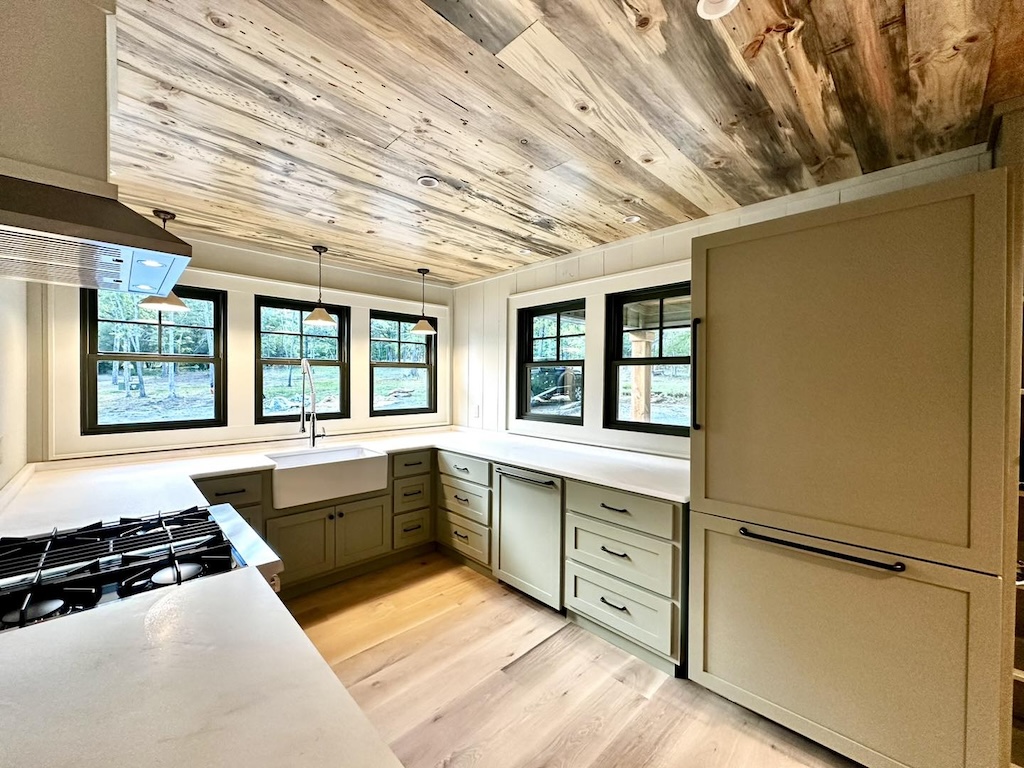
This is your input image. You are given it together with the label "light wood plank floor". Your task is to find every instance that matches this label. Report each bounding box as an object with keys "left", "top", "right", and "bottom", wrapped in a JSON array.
[{"left": 286, "top": 553, "right": 861, "bottom": 768}]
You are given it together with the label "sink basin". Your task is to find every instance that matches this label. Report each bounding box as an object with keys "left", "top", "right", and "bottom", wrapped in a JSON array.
[{"left": 268, "top": 445, "right": 388, "bottom": 509}]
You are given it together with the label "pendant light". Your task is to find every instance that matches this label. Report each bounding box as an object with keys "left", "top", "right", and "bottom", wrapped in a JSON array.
[
  {"left": 139, "top": 210, "right": 189, "bottom": 312},
  {"left": 410, "top": 267, "right": 436, "bottom": 335},
  {"left": 303, "top": 245, "right": 337, "bottom": 327}
]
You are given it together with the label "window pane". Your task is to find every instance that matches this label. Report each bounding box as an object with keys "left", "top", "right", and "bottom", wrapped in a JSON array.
[
  {"left": 559, "top": 309, "right": 585, "bottom": 336},
  {"left": 371, "top": 318, "right": 399, "bottom": 340},
  {"left": 662, "top": 327, "right": 691, "bottom": 358},
  {"left": 400, "top": 321, "right": 422, "bottom": 342},
  {"left": 533, "top": 338, "right": 557, "bottom": 361},
  {"left": 162, "top": 327, "right": 214, "bottom": 356},
  {"left": 532, "top": 313, "right": 557, "bottom": 339},
  {"left": 615, "top": 364, "right": 690, "bottom": 427},
  {"left": 304, "top": 335, "right": 338, "bottom": 361},
  {"left": 373, "top": 367, "right": 430, "bottom": 411},
  {"left": 97, "top": 291, "right": 158, "bottom": 323},
  {"left": 559, "top": 335, "right": 585, "bottom": 360},
  {"left": 261, "top": 364, "right": 341, "bottom": 417},
  {"left": 98, "top": 321, "right": 158, "bottom": 354},
  {"left": 400, "top": 343, "right": 427, "bottom": 363},
  {"left": 621, "top": 330, "right": 659, "bottom": 359},
  {"left": 371, "top": 340, "right": 399, "bottom": 363},
  {"left": 621, "top": 298, "right": 660, "bottom": 332},
  {"left": 662, "top": 295, "right": 691, "bottom": 328},
  {"left": 165, "top": 298, "right": 215, "bottom": 328},
  {"left": 260, "top": 332, "right": 300, "bottom": 359},
  {"left": 525, "top": 365, "right": 582, "bottom": 420},
  {"left": 260, "top": 306, "right": 300, "bottom": 333},
  {"left": 95, "top": 361, "right": 216, "bottom": 425},
  {"left": 303, "top": 316, "right": 339, "bottom": 337}
]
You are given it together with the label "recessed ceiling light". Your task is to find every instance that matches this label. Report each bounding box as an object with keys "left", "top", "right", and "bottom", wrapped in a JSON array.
[
  {"left": 138, "top": 259, "right": 165, "bottom": 268},
  {"left": 696, "top": 0, "right": 739, "bottom": 19},
  {"left": 623, "top": 215, "right": 642, "bottom": 224},
  {"left": 417, "top": 175, "right": 440, "bottom": 188},
  {"left": 133, "top": 284, "right": 155, "bottom": 291},
  {"left": 518, "top": 248, "right": 533, "bottom": 255}
]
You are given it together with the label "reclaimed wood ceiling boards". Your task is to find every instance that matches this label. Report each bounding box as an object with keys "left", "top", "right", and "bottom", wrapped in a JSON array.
[{"left": 110, "top": 0, "right": 1023, "bottom": 284}]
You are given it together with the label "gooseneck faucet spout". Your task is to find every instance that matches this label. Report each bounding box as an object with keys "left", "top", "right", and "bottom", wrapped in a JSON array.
[{"left": 299, "top": 358, "right": 325, "bottom": 448}]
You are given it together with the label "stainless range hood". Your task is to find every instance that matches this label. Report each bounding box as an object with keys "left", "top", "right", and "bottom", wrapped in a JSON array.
[{"left": 0, "top": 174, "right": 191, "bottom": 295}]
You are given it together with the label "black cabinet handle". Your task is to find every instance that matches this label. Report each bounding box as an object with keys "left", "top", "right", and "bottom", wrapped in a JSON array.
[
  {"left": 404, "top": 461, "right": 423, "bottom": 467},
  {"left": 327, "top": 513, "right": 335, "bottom": 520},
  {"left": 600, "top": 545, "right": 629, "bottom": 559},
  {"left": 600, "top": 502, "right": 629, "bottom": 514},
  {"left": 337, "top": 511, "right": 344, "bottom": 519},
  {"left": 453, "top": 530, "right": 469, "bottom": 540},
  {"left": 454, "top": 495, "right": 470, "bottom": 503},
  {"left": 600, "top": 596, "right": 629, "bottom": 613},
  {"left": 496, "top": 469, "right": 557, "bottom": 489},
  {"left": 738, "top": 527, "right": 906, "bottom": 573},
  {"left": 403, "top": 490, "right": 422, "bottom": 497},
  {"left": 214, "top": 489, "right": 246, "bottom": 497},
  {"left": 403, "top": 524, "right": 423, "bottom": 533},
  {"left": 691, "top": 317, "right": 701, "bottom": 431},
  {"left": 454, "top": 465, "right": 470, "bottom": 472}
]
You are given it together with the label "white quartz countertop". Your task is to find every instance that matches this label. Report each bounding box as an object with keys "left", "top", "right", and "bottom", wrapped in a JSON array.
[
  {"left": 0, "top": 429, "right": 689, "bottom": 536},
  {"left": 0, "top": 566, "right": 404, "bottom": 768}
]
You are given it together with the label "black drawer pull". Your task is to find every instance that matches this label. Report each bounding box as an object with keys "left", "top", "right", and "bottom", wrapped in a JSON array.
[
  {"left": 404, "top": 461, "right": 423, "bottom": 467},
  {"left": 738, "top": 527, "right": 906, "bottom": 573},
  {"left": 496, "top": 468, "right": 557, "bottom": 488},
  {"left": 600, "top": 502, "right": 629, "bottom": 514},
  {"left": 454, "top": 494, "right": 470, "bottom": 503},
  {"left": 327, "top": 513, "right": 335, "bottom": 520},
  {"left": 403, "top": 490, "right": 422, "bottom": 497},
  {"left": 403, "top": 524, "right": 423, "bottom": 533},
  {"left": 600, "top": 596, "right": 629, "bottom": 613},
  {"left": 453, "top": 530, "right": 469, "bottom": 540},
  {"left": 214, "top": 489, "right": 246, "bottom": 497},
  {"left": 454, "top": 465, "right": 470, "bottom": 472},
  {"left": 691, "top": 317, "right": 701, "bottom": 431},
  {"left": 600, "top": 545, "right": 629, "bottom": 559}
]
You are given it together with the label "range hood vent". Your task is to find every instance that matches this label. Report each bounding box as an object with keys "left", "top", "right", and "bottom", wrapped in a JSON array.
[{"left": 0, "top": 174, "right": 191, "bottom": 295}]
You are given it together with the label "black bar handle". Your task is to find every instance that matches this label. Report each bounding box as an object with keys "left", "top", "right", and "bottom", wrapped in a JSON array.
[
  {"left": 214, "top": 489, "right": 246, "bottom": 497},
  {"left": 600, "top": 502, "right": 629, "bottom": 514},
  {"left": 600, "top": 596, "right": 629, "bottom": 612},
  {"left": 453, "top": 530, "right": 469, "bottom": 540},
  {"left": 403, "top": 490, "right": 421, "bottom": 497},
  {"left": 600, "top": 545, "right": 629, "bottom": 559},
  {"left": 454, "top": 495, "right": 470, "bottom": 503},
  {"left": 691, "top": 317, "right": 701, "bottom": 431},
  {"left": 404, "top": 461, "right": 423, "bottom": 467},
  {"left": 454, "top": 465, "right": 470, "bottom": 472},
  {"left": 496, "top": 469, "right": 558, "bottom": 489},
  {"left": 738, "top": 527, "right": 906, "bottom": 573},
  {"left": 403, "top": 524, "right": 423, "bottom": 533}
]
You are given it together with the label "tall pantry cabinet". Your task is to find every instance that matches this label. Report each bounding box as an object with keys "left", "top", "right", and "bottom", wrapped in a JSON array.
[{"left": 687, "top": 169, "right": 1022, "bottom": 768}]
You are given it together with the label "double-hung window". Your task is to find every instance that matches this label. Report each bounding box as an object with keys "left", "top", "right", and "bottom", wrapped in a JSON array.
[
  {"left": 80, "top": 287, "right": 227, "bottom": 434},
  {"left": 516, "top": 300, "right": 585, "bottom": 425},
  {"left": 255, "top": 297, "right": 350, "bottom": 423},
  {"left": 605, "top": 283, "right": 692, "bottom": 436},
  {"left": 369, "top": 311, "right": 437, "bottom": 416}
]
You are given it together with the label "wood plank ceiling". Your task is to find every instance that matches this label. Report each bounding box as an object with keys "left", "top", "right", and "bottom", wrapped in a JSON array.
[{"left": 109, "top": 0, "right": 1023, "bottom": 284}]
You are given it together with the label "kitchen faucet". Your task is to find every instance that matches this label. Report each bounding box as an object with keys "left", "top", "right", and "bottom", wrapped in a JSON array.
[{"left": 299, "top": 358, "right": 326, "bottom": 448}]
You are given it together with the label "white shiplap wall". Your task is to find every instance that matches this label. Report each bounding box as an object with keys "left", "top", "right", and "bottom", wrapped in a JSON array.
[{"left": 453, "top": 145, "right": 993, "bottom": 453}]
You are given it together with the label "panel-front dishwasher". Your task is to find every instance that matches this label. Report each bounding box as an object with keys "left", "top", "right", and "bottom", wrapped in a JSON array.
[{"left": 493, "top": 464, "right": 563, "bottom": 610}]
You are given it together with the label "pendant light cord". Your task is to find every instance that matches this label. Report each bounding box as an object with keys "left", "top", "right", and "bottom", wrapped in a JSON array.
[{"left": 319, "top": 251, "right": 324, "bottom": 304}]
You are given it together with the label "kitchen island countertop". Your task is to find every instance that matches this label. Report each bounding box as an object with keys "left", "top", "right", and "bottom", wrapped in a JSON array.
[{"left": 0, "top": 565, "right": 405, "bottom": 768}]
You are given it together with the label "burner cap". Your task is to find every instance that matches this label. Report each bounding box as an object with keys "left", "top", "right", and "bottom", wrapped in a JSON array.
[
  {"left": 151, "top": 562, "right": 203, "bottom": 585},
  {"left": 2, "top": 597, "right": 66, "bottom": 625}
]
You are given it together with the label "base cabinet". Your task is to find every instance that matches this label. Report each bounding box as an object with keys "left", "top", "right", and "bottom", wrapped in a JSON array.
[
  {"left": 688, "top": 511, "right": 1002, "bottom": 768},
  {"left": 267, "top": 495, "right": 392, "bottom": 586}
]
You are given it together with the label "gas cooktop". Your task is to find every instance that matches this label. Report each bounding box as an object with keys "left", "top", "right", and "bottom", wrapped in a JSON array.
[{"left": 0, "top": 507, "right": 237, "bottom": 632}]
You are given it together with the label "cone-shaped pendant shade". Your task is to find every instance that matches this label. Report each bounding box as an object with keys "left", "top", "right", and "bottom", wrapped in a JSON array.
[
  {"left": 303, "top": 306, "right": 337, "bottom": 327},
  {"left": 410, "top": 317, "right": 436, "bottom": 335},
  {"left": 139, "top": 290, "right": 189, "bottom": 313}
]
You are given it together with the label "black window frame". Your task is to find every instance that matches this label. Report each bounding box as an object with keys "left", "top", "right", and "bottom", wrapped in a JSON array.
[
  {"left": 369, "top": 309, "right": 438, "bottom": 417},
  {"left": 604, "top": 282, "right": 692, "bottom": 437},
  {"left": 516, "top": 299, "right": 586, "bottom": 426},
  {"left": 254, "top": 295, "right": 351, "bottom": 424},
  {"left": 80, "top": 286, "right": 228, "bottom": 435}
]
